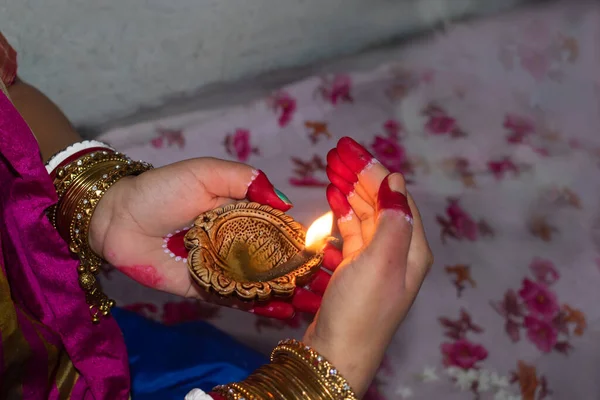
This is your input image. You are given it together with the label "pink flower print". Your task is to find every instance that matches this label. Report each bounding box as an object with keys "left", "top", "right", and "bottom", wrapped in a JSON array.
[
  {"left": 427, "top": 115, "right": 457, "bottom": 135},
  {"left": 151, "top": 136, "right": 164, "bottom": 148},
  {"left": 383, "top": 119, "right": 402, "bottom": 139},
  {"left": 320, "top": 74, "right": 353, "bottom": 105},
  {"left": 224, "top": 129, "right": 259, "bottom": 162},
  {"left": 529, "top": 258, "right": 560, "bottom": 285},
  {"left": 503, "top": 114, "right": 535, "bottom": 144},
  {"left": 437, "top": 199, "right": 493, "bottom": 243},
  {"left": 371, "top": 135, "right": 409, "bottom": 174},
  {"left": 162, "top": 300, "right": 220, "bottom": 325},
  {"left": 151, "top": 128, "right": 185, "bottom": 149},
  {"left": 524, "top": 315, "right": 558, "bottom": 353},
  {"left": 272, "top": 91, "right": 297, "bottom": 127},
  {"left": 423, "top": 104, "right": 465, "bottom": 137},
  {"left": 487, "top": 157, "right": 519, "bottom": 179},
  {"left": 289, "top": 155, "right": 328, "bottom": 187},
  {"left": 518, "top": 279, "right": 560, "bottom": 319},
  {"left": 504, "top": 114, "right": 535, "bottom": 134},
  {"left": 446, "top": 200, "right": 478, "bottom": 241},
  {"left": 441, "top": 339, "right": 488, "bottom": 369}
]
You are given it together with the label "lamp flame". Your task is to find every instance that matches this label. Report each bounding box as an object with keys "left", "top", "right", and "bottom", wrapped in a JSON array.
[{"left": 305, "top": 212, "right": 333, "bottom": 251}]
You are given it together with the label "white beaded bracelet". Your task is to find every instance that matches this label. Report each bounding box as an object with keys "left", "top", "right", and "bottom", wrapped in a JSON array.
[
  {"left": 185, "top": 389, "right": 214, "bottom": 400},
  {"left": 45, "top": 140, "right": 114, "bottom": 174}
]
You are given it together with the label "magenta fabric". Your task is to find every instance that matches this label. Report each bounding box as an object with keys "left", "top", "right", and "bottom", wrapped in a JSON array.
[{"left": 0, "top": 91, "right": 130, "bottom": 398}]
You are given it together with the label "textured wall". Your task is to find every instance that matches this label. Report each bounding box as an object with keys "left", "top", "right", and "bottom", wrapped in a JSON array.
[{"left": 1, "top": 0, "right": 523, "bottom": 126}]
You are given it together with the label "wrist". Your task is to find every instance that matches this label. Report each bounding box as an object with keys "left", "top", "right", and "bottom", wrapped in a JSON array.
[
  {"left": 303, "top": 322, "right": 381, "bottom": 397},
  {"left": 89, "top": 176, "right": 132, "bottom": 258},
  {"left": 48, "top": 145, "right": 152, "bottom": 322}
]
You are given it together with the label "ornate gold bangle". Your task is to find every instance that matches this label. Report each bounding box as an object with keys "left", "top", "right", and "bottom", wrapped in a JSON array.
[
  {"left": 272, "top": 339, "right": 357, "bottom": 400},
  {"left": 49, "top": 150, "right": 152, "bottom": 323},
  {"left": 214, "top": 339, "right": 357, "bottom": 400},
  {"left": 276, "top": 354, "right": 332, "bottom": 399}
]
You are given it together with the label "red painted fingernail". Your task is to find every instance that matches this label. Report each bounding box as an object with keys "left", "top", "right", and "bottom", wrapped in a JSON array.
[
  {"left": 377, "top": 173, "right": 412, "bottom": 220},
  {"left": 292, "top": 287, "right": 322, "bottom": 314},
  {"left": 249, "top": 301, "right": 295, "bottom": 319},
  {"left": 308, "top": 270, "right": 331, "bottom": 294},
  {"left": 247, "top": 170, "right": 293, "bottom": 211},
  {"left": 326, "top": 166, "right": 354, "bottom": 196},
  {"left": 322, "top": 242, "right": 343, "bottom": 271},
  {"left": 326, "top": 185, "right": 353, "bottom": 221},
  {"left": 337, "top": 136, "right": 377, "bottom": 174},
  {"left": 327, "top": 149, "right": 358, "bottom": 183},
  {"left": 165, "top": 229, "right": 190, "bottom": 258}
]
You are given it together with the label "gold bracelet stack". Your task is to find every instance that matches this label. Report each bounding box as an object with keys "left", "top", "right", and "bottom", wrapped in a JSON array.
[
  {"left": 214, "top": 339, "right": 357, "bottom": 400},
  {"left": 48, "top": 150, "right": 152, "bottom": 323}
]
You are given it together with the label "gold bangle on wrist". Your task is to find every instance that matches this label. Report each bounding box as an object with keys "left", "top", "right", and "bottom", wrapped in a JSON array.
[
  {"left": 49, "top": 150, "right": 153, "bottom": 323},
  {"left": 273, "top": 339, "right": 357, "bottom": 399},
  {"left": 214, "top": 339, "right": 357, "bottom": 400}
]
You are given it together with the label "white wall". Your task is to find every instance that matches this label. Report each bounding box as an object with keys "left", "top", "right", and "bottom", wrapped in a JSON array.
[{"left": 0, "top": 0, "right": 524, "bottom": 126}]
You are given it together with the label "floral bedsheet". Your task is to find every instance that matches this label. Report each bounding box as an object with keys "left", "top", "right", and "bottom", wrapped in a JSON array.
[{"left": 98, "top": 1, "right": 600, "bottom": 399}]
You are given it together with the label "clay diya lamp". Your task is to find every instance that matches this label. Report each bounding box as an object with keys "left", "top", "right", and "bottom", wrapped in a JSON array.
[{"left": 184, "top": 202, "right": 333, "bottom": 301}]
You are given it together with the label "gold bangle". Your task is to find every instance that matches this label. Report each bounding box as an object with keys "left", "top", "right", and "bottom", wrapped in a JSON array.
[
  {"left": 272, "top": 339, "right": 358, "bottom": 400},
  {"left": 52, "top": 151, "right": 127, "bottom": 203},
  {"left": 50, "top": 150, "right": 152, "bottom": 322},
  {"left": 245, "top": 369, "right": 287, "bottom": 399},
  {"left": 274, "top": 357, "right": 329, "bottom": 400},
  {"left": 214, "top": 339, "right": 357, "bottom": 400}
]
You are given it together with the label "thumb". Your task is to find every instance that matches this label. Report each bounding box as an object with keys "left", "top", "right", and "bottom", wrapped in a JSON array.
[
  {"left": 192, "top": 158, "right": 293, "bottom": 211},
  {"left": 367, "top": 173, "right": 413, "bottom": 265}
]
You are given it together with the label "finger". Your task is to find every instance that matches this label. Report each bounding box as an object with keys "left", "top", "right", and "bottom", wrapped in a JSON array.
[
  {"left": 345, "top": 193, "right": 376, "bottom": 246},
  {"left": 306, "top": 269, "right": 331, "bottom": 294},
  {"left": 404, "top": 192, "right": 433, "bottom": 293},
  {"left": 336, "top": 136, "right": 378, "bottom": 176},
  {"left": 326, "top": 166, "right": 372, "bottom": 219},
  {"left": 189, "top": 158, "right": 293, "bottom": 211},
  {"left": 326, "top": 185, "right": 364, "bottom": 258},
  {"left": 376, "top": 173, "right": 411, "bottom": 219},
  {"left": 248, "top": 300, "right": 296, "bottom": 319},
  {"left": 336, "top": 137, "right": 390, "bottom": 205},
  {"left": 292, "top": 287, "right": 322, "bottom": 314},
  {"left": 322, "top": 242, "right": 343, "bottom": 271},
  {"left": 247, "top": 169, "right": 293, "bottom": 211},
  {"left": 326, "top": 148, "right": 357, "bottom": 184},
  {"left": 200, "top": 288, "right": 297, "bottom": 320},
  {"left": 326, "top": 166, "right": 354, "bottom": 196},
  {"left": 367, "top": 174, "right": 413, "bottom": 272}
]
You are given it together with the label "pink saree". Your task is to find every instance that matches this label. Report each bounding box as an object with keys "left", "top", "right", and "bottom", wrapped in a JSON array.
[{"left": 0, "top": 37, "right": 130, "bottom": 398}]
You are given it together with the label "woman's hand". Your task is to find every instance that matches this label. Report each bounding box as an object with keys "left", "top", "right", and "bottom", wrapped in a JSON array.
[
  {"left": 89, "top": 157, "right": 326, "bottom": 319},
  {"left": 303, "top": 137, "right": 433, "bottom": 396}
]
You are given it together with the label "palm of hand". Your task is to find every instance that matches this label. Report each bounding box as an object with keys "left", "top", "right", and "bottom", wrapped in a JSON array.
[
  {"left": 91, "top": 157, "right": 326, "bottom": 318},
  {"left": 303, "top": 137, "right": 432, "bottom": 395},
  {"left": 95, "top": 160, "right": 236, "bottom": 298}
]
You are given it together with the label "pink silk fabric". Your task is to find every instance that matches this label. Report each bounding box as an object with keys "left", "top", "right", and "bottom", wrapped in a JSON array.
[{"left": 0, "top": 91, "right": 130, "bottom": 398}]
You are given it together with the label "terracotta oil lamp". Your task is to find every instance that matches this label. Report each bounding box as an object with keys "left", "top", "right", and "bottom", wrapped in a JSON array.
[{"left": 184, "top": 202, "right": 333, "bottom": 301}]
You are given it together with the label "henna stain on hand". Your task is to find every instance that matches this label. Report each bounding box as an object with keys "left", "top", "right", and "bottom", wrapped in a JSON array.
[
  {"left": 326, "top": 185, "right": 353, "bottom": 222},
  {"left": 247, "top": 170, "right": 293, "bottom": 211},
  {"left": 117, "top": 265, "right": 164, "bottom": 289},
  {"left": 336, "top": 136, "right": 376, "bottom": 175}
]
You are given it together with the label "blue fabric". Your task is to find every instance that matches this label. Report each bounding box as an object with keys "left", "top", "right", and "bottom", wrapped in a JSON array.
[{"left": 113, "top": 308, "right": 267, "bottom": 400}]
